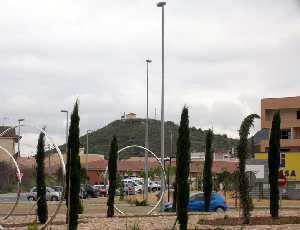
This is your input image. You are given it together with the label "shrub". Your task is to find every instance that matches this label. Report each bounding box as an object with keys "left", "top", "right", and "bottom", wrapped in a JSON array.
[
  {"left": 78, "top": 199, "right": 84, "bottom": 214},
  {"left": 27, "top": 222, "right": 38, "bottom": 230},
  {"left": 135, "top": 199, "right": 148, "bottom": 206}
]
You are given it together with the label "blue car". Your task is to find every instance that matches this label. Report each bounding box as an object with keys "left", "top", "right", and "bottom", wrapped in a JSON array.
[{"left": 164, "top": 192, "right": 227, "bottom": 212}]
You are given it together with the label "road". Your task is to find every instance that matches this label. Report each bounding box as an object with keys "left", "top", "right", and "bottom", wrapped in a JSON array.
[{"left": 0, "top": 193, "right": 27, "bottom": 203}]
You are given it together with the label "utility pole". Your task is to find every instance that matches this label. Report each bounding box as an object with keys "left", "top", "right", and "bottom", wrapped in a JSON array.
[
  {"left": 168, "top": 131, "right": 173, "bottom": 202},
  {"left": 157, "top": 1, "right": 166, "bottom": 212},
  {"left": 17, "top": 118, "right": 25, "bottom": 158},
  {"left": 86, "top": 130, "right": 92, "bottom": 186},
  {"left": 144, "top": 59, "right": 152, "bottom": 201}
]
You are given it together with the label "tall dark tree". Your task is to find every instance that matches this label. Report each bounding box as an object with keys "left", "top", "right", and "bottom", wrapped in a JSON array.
[
  {"left": 107, "top": 136, "right": 118, "bottom": 217},
  {"left": 36, "top": 131, "right": 48, "bottom": 224},
  {"left": 172, "top": 181, "right": 177, "bottom": 212},
  {"left": 67, "top": 101, "right": 81, "bottom": 230},
  {"left": 268, "top": 111, "right": 281, "bottom": 218},
  {"left": 237, "top": 114, "right": 259, "bottom": 224},
  {"left": 176, "top": 106, "right": 190, "bottom": 230},
  {"left": 203, "top": 129, "right": 214, "bottom": 212}
]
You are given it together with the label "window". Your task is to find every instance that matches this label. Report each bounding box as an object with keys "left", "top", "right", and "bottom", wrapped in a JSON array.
[
  {"left": 190, "top": 193, "right": 204, "bottom": 201},
  {"left": 295, "top": 183, "right": 300, "bottom": 190},
  {"left": 281, "top": 129, "right": 291, "bottom": 139},
  {"left": 297, "top": 111, "right": 300, "bottom": 119}
]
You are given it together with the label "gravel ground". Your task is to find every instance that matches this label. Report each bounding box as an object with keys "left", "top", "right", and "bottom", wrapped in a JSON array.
[{"left": 1, "top": 210, "right": 300, "bottom": 229}]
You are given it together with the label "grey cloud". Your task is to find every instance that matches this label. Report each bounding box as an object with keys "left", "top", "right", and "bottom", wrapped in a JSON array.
[{"left": 1, "top": 0, "right": 300, "bottom": 151}]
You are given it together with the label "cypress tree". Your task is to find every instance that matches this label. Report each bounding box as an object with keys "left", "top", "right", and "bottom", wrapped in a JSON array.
[
  {"left": 172, "top": 181, "right": 177, "bottom": 212},
  {"left": 107, "top": 136, "right": 118, "bottom": 217},
  {"left": 67, "top": 101, "right": 81, "bottom": 230},
  {"left": 237, "top": 114, "right": 259, "bottom": 224},
  {"left": 203, "top": 129, "right": 214, "bottom": 212},
  {"left": 176, "top": 106, "right": 190, "bottom": 230},
  {"left": 36, "top": 131, "right": 48, "bottom": 224},
  {"left": 268, "top": 111, "right": 281, "bottom": 218}
]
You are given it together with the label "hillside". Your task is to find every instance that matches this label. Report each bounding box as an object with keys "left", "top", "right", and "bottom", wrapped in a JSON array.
[{"left": 78, "top": 119, "right": 238, "bottom": 159}]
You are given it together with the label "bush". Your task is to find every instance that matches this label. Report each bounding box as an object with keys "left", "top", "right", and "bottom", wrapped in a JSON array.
[
  {"left": 27, "top": 222, "right": 38, "bottom": 230},
  {"left": 78, "top": 199, "right": 84, "bottom": 214},
  {"left": 135, "top": 199, "right": 148, "bottom": 206}
]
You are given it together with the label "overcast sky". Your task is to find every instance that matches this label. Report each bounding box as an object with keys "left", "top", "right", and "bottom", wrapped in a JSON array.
[{"left": 1, "top": 0, "right": 300, "bottom": 154}]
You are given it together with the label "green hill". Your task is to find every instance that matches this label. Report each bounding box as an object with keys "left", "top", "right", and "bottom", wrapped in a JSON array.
[{"left": 78, "top": 119, "right": 238, "bottom": 159}]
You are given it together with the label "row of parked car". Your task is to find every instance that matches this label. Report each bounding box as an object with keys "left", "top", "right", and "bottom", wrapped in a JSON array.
[
  {"left": 93, "top": 177, "right": 162, "bottom": 196},
  {"left": 26, "top": 186, "right": 228, "bottom": 213},
  {"left": 26, "top": 177, "right": 161, "bottom": 201}
]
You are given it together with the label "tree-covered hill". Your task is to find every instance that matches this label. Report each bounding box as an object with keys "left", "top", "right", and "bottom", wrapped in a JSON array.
[{"left": 78, "top": 119, "right": 238, "bottom": 159}]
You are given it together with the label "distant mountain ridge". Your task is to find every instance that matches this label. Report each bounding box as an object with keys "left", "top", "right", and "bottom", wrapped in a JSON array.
[{"left": 78, "top": 119, "right": 238, "bottom": 159}]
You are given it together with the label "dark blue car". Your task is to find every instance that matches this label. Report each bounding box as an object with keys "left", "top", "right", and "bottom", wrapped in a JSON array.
[{"left": 164, "top": 192, "right": 227, "bottom": 212}]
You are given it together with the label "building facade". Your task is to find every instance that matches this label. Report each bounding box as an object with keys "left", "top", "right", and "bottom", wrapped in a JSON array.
[{"left": 260, "top": 96, "right": 300, "bottom": 152}]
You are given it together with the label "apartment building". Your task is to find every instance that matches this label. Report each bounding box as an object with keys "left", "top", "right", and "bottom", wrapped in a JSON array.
[{"left": 260, "top": 96, "right": 300, "bottom": 152}]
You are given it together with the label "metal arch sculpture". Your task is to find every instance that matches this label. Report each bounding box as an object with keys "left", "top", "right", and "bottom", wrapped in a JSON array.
[
  {"left": 0, "top": 125, "right": 66, "bottom": 230},
  {"left": 105, "top": 145, "right": 166, "bottom": 215},
  {"left": 0, "top": 145, "right": 22, "bottom": 220}
]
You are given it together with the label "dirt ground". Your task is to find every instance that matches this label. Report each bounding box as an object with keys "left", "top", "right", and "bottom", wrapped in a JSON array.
[
  {"left": 1, "top": 193, "right": 300, "bottom": 229},
  {"left": 1, "top": 205, "right": 300, "bottom": 229}
]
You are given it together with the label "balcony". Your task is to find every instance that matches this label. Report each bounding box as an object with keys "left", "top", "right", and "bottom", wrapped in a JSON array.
[
  {"left": 262, "top": 120, "right": 300, "bottom": 129},
  {"left": 260, "top": 139, "right": 300, "bottom": 152}
]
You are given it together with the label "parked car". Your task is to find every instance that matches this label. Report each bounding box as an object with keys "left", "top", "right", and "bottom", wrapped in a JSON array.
[
  {"left": 164, "top": 192, "right": 227, "bottom": 212},
  {"left": 80, "top": 184, "right": 99, "bottom": 198},
  {"left": 148, "top": 181, "right": 161, "bottom": 192},
  {"left": 27, "top": 187, "right": 61, "bottom": 201},
  {"left": 52, "top": 186, "right": 63, "bottom": 193},
  {"left": 123, "top": 184, "right": 136, "bottom": 195},
  {"left": 93, "top": 184, "right": 107, "bottom": 197},
  {"left": 122, "top": 179, "right": 143, "bottom": 194}
]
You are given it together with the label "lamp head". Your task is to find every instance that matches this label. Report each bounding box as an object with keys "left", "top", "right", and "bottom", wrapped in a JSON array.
[
  {"left": 146, "top": 59, "right": 152, "bottom": 63},
  {"left": 157, "top": 2, "right": 166, "bottom": 7}
]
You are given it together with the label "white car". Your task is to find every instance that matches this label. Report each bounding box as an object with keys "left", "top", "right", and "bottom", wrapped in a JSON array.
[
  {"left": 122, "top": 179, "right": 143, "bottom": 194},
  {"left": 27, "top": 187, "right": 61, "bottom": 201},
  {"left": 148, "top": 181, "right": 161, "bottom": 192}
]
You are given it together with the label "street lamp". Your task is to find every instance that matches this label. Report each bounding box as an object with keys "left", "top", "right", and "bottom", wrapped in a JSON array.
[
  {"left": 86, "top": 129, "right": 93, "bottom": 186},
  {"left": 144, "top": 59, "right": 152, "bottom": 201},
  {"left": 157, "top": 1, "right": 166, "bottom": 212},
  {"left": 17, "top": 118, "right": 25, "bottom": 158},
  {"left": 60, "top": 110, "right": 69, "bottom": 154}
]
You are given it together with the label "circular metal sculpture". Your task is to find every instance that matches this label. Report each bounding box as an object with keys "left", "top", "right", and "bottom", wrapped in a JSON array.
[
  {"left": 0, "top": 125, "right": 66, "bottom": 229},
  {"left": 105, "top": 145, "right": 166, "bottom": 215},
  {"left": 0, "top": 145, "right": 22, "bottom": 220}
]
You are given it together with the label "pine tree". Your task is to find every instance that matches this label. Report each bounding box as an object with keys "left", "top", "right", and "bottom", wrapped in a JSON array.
[
  {"left": 107, "top": 136, "right": 118, "bottom": 217},
  {"left": 268, "top": 111, "right": 281, "bottom": 218},
  {"left": 176, "top": 106, "right": 190, "bottom": 230},
  {"left": 237, "top": 114, "right": 259, "bottom": 224},
  {"left": 36, "top": 131, "right": 48, "bottom": 224},
  {"left": 203, "top": 129, "right": 214, "bottom": 212},
  {"left": 67, "top": 101, "right": 81, "bottom": 230}
]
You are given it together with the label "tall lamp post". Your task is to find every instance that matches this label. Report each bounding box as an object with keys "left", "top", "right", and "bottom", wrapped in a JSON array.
[
  {"left": 157, "top": 1, "right": 166, "bottom": 212},
  {"left": 86, "top": 130, "right": 93, "bottom": 186},
  {"left": 60, "top": 110, "right": 69, "bottom": 154},
  {"left": 144, "top": 59, "right": 152, "bottom": 200},
  {"left": 17, "top": 118, "right": 25, "bottom": 158}
]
